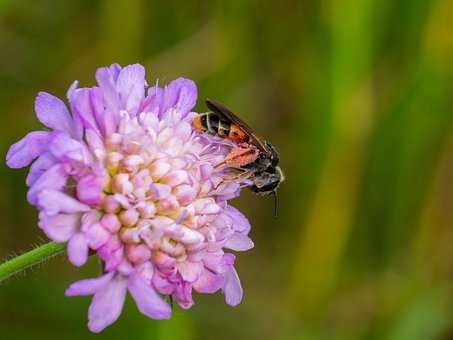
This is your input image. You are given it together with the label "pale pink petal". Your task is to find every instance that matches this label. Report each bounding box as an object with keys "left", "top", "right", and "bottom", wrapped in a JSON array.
[
  {"left": 90, "top": 87, "right": 111, "bottom": 136},
  {"left": 224, "top": 233, "right": 254, "bottom": 251},
  {"left": 88, "top": 275, "right": 128, "bottom": 333},
  {"left": 72, "top": 88, "right": 102, "bottom": 135},
  {"left": 35, "top": 92, "right": 73, "bottom": 133},
  {"left": 68, "top": 233, "right": 89, "bottom": 267},
  {"left": 38, "top": 212, "right": 80, "bottom": 242},
  {"left": 85, "top": 126, "right": 106, "bottom": 160},
  {"left": 161, "top": 78, "right": 197, "bottom": 118},
  {"left": 26, "top": 152, "right": 57, "bottom": 186},
  {"left": 193, "top": 268, "right": 225, "bottom": 293},
  {"left": 169, "top": 78, "right": 197, "bottom": 116},
  {"left": 223, "top": 267, "right": 243, "bottom": 306},
  {"left": 76, "top": 174, "right": 104, "bottom": 205},
  {"left": 225, "top": 205, "right": 251, "bottom": 234},
  {"left": 65, "top": 272, "right": 115, "bottom": 296},
  {"left": 84, "top": 222, "right": 111, "bottom": 250},
  {"left": 6, "top": 131, "right": 50, "bottom": 168},
  {"left": 49, "top": 132, "right": 86, "bottom": 162},
  {"left": 95, "top": 65, "right": 120, "bottom": 114},
  {"left": 177, "top": 261, "right": 202, "bottom": 283},
  {"left": 128, "top": 272, "right": 172, "bottom": 319},
  {"left": 27, "top": 164, "right": 68, "bottom": 204},
  {"left": 116, "top": 64, "right": 145, "bottom": 116},
  {"left": 37, "top": 190, "right": 90, "bottom": 215}
]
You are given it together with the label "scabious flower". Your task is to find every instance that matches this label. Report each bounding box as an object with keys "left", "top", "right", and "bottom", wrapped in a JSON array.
[{"left": 6, "top": 64, "right": 253, "bottom": 332}]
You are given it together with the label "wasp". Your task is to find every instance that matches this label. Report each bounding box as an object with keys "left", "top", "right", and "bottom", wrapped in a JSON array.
[{"left": 192, "top": 99, "right": 284, "bottom": 215}]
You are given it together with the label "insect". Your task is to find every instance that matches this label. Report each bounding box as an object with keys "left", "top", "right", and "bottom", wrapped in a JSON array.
[{"left": 192, "top": 99, "right": 284, "bottom": 215}]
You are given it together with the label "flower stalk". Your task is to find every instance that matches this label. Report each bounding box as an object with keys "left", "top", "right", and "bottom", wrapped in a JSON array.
[{"left": 0, "top": 241, "right": 65, "bottom": 283}]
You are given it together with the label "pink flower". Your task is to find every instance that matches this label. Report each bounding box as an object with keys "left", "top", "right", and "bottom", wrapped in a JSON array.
[{"left": 6, "top": 64, "right": 253, "bottom": 332}]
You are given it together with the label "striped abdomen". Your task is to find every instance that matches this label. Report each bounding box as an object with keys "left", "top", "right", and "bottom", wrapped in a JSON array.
[{"left": 192, "top": 112, "right": 249, "bottom": 143}]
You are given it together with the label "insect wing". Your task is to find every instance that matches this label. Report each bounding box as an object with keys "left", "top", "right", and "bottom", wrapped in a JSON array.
[{"left": 205, "top": 99, "right": 270, "bottom": 156}]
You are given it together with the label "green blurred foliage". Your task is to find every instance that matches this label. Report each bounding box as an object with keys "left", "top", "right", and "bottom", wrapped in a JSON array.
[{"left": 1, "top": 0, "right": 453, "bottom": 339}]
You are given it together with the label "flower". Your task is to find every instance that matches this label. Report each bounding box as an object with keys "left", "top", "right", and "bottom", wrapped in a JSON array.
[{"left": 6, "top": 64, "right": 254, "bottom": 332}]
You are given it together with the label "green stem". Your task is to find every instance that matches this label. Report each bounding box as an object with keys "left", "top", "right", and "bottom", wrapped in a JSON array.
[{"left": 0, "top": 242, "right": 66, "bottom": 283}]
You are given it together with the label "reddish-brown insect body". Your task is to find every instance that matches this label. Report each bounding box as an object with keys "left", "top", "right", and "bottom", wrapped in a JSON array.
[
  {"left": 224, "top": 145, "right": 260, "bottom": 168},
  {"left": 193, "top": 99, "right": 284, "bottom": 211},
  {"left": 228, "top": 125, "right": 248, "bottom": 143}
]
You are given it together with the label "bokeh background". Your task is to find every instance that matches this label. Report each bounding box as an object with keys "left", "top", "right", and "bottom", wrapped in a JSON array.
[{"left": 1, "top": 0, "right": 453, "bottom": 339}]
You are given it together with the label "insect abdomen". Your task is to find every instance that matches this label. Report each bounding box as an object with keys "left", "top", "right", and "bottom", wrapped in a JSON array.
[
  {"left": 193, "top": 112, "right": 250, "bottom": 143},
  {"left": 193, "top": 112, "right": 231, "bottom": 138}
]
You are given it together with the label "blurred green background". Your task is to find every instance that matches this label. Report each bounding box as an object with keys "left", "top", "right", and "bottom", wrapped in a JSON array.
[{"left": 1, "top": 0, "right": 453, "bottom": 339}]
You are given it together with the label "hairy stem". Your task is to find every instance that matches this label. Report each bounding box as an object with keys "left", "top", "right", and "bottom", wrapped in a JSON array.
[{"left": 0, "top": 242, "right": 65, "bottom": 283}]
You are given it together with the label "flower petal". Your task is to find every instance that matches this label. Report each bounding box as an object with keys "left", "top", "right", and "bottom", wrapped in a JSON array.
[
  {"left": 177, "top": 261, "right": 202, "bottom": 283},
  {"left": 26, "top": 152, "right": 57, "bottom": 186},
  {"left": 38, "top": 212, "right": 80, "bottom": 242},
  {"left": 128, "top": 272, "right": 172, "bottom": 320},
  {"left": 37, "top": 190, "right": 90, "bottom": 215},
  {"left": 168, "top": 78, "right": 197, "bottom": 117},
  {"left": 77, "top": 174, "right": 104, "bottom": 205},
  {"left": 161, "top": 78, "right": 197, "bottom": 118},
  {"left": 6, "top": 131, "right": 50, "bottom": 169},
  {"left": 68, "top": 232, "right": 89, "bottom": 267},
  {"left": 72, "top": 88, "right": 102, "bottom": 135},
  {"left": 27, "top": 164, "right": 68, "bottom": 205},
  {"left": 223, "top": 267, "right": 243, "bottom": 306},
  {"left": 116, "top": 64, "right": 145, "bottom": 116},
  {"left": 88, "top": 275, "right": 128, "bottom": 333},
  {"left": 66, "top": 272, "right": 115, "bottom": 296},
  {"left": 35, "top": 92, "right": 73, "bottom": 133},
  {"left": 225, "top": 205, "right": 251, "bottom": 234},
  {"left": 49, "top": 132, "right": 87, "bottom": 162},
  {"left": 193, "top": 268, "right": 225, "bottom": 293},
  {"left": 224, "top": 233, "right": 254, "bottom": 251}
]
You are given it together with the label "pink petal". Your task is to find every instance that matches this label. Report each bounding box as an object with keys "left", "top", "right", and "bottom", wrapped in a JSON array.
[
  {"left": 174, "top": 282, "right": 194, "bottom": 309},
  {"left": 67, "top": 233, "right": 89, "bottom": 267},
  {"left": 169, "top": 78, "right": 197, "bottom": 116},
  {"left": 88, "top": 275, "right": 128, "bottom": 333},
  {"left": 161, "top": 78, "right": 197, "bottom": 118},
  {"left": 224, "top": 233, "right": 254, "bottom": 251},
  {"left": 152, "top": 271, "right": 174, "bottom": 295},
  {"left": 128, "top": 272, "right": 172, "bottom": 320},
  {"left": 84, "top": 222, "right": 111, "bottom": 250},
  {"left": 35, "top": 92, "right": 73, "bottom": 133},
  {"left": 95, "top": 65, "right": 120, "bottom": 114},
  {"left": 6, "top": 131, "right": 50, "bottom": 168},
  {"left": 225, "top": 205, "right": 251, "bottom": 234},
  {"left": 90, "top": 87, "right": 111, "bottom": 136},
  {"left": 65, "top": 272, "right": 115, "bottom": 296},
  {"left": 193, "top": 268, "right": 224, "bottom": 293},
  {"left": 72, "top": 88, "right": 102, "bottom": 135},
  {"left": 26, "top": 152, "right": 57, "bottom": 186},
  {"left": 85, "top": 128, "right": 106, "bottom": 160},
  {"left": 116, "top": 64, "right": 145, "bottom": 116},
  {"left": 37, "top": 190, "right": 90, "bottom": 215},
  {"left": 223, "top": 267, "right": 243, "bottom": 306},
  {"left": 27, "top": 164, "right": 68, "bottom": 205},
  {"left": 142, "top": 84, "right": 164, "bottom": 113},
  {"left": 49, "top": 132, "right": 86, "bottom": 162},
  {"left": 177, "top": 261, "right": 202, "bottom": 283},
  {"left": 38, "top": 212, "right": 80, "bottom": 242},
  {"left": 66, "top": 80, "right": 79, "bottom": 102},
  {"left": 76, "top": 174, "right": 104, "bottom": 205}
]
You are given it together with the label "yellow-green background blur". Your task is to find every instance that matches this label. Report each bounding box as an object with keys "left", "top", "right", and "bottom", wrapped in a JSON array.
[{"left": 1, "top": 1, "right": 453, "bottom": 339}]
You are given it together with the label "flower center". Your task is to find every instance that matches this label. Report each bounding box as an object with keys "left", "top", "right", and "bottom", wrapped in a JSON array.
[{"left": 97, "top": 123, "right": 209, "bottom": 268}]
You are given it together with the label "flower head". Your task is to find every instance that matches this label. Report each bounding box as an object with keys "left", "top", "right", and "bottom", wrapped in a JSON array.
[{"left": 6, "top": 64, "right": 253, "bottom": 332}]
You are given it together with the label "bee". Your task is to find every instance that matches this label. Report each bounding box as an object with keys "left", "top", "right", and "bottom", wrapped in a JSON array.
[{"left": 192, "top": 99, "right": 284, "bottom": 215}]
